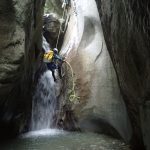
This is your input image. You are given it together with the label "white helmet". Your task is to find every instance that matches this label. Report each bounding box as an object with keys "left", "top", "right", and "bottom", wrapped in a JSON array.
[{"left": 53, "top": 48, "right": 58, "bottom": 53}]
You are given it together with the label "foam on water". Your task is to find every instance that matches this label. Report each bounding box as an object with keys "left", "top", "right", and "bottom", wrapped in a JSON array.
[{"left": 21, "top": 129, "right": 65, "bottom": 138}]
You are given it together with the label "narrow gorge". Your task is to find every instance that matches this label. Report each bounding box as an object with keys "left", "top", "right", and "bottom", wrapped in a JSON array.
[{"left": 0, "top": 0, "right": 149, "bottom": 150}]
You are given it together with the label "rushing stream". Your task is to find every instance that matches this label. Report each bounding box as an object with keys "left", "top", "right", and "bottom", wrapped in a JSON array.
[{"left": 1, "top": 130, "right": 130, "bottom": 150}]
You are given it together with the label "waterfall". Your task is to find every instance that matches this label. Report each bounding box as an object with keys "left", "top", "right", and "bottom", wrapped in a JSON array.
[{"left": 31, "top": 70, "right": 58, "bottom": 131}]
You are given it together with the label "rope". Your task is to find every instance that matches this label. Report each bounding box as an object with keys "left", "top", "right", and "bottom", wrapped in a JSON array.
[
  {"left": 56, "top": 4, "right": 67, "bottom": 49},
  {"left": 64, "top": 60, "right": 80, "bottom": 102},
  {"left": 56, "top": 2, "right": 79, "bottom": 102}
]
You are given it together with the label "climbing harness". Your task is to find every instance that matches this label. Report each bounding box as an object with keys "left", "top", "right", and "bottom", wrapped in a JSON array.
[
  {"left": 64, "top": 60, "right": 80, "bottom": 102},
  {"left": 56, "top": 3, "right": 67, "bottom": 49}
]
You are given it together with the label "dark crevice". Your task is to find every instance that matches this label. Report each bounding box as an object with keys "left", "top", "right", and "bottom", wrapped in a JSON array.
[{"left": 3, "top": 40, "right": 22, "bottom": 49}]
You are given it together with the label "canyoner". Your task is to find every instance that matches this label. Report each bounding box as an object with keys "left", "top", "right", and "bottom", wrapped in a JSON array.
[{"left": 43, "top": 43, "right": 64, "bottom": 82}]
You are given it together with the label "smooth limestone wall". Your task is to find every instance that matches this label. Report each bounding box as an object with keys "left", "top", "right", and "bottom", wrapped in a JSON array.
[{"left": 61, "top": 0, "right": 132, "bottom": 142}]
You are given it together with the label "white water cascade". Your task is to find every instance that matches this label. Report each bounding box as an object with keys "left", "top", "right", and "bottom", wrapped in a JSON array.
[{"left": 31, "top": 70, "right": 59, "bottom": 131}]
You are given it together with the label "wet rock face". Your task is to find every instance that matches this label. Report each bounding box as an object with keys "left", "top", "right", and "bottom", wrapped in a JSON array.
[
  {"left": 0, "top": 0, "right": 24, "bottom": 100},
  {"left": 95, "top": 0, "right": 150, "bottom": 149},
  {"left": 43, "top": 0, "right": 64, "bottom": 48},
  {"left": 0, "top": 0, "right": 44, "bottom": 138},
  {"left": 61, "top": 0, "right": 132, "bottom": 142},
  {"left": 43, "top": 13, "right": 62, "bottom": 48}
]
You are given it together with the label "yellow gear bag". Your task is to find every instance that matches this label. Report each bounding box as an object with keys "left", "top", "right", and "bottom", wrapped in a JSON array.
[{"left": 43, "top": 50, "right": 54, "bottom": 62}]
